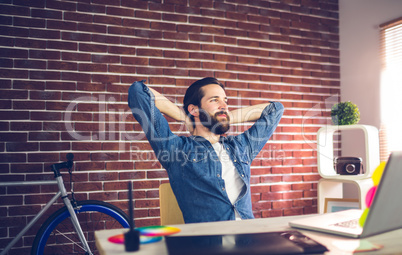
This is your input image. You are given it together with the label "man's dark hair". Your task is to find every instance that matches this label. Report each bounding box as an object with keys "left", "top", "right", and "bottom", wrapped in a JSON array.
[{"left": 183, "top": 77, "right": 225, "bottom": 125}]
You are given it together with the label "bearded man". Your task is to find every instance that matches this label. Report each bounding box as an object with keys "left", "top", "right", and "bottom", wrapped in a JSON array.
[{"left": 128, "top": 78, "right": 283, "bottom": 223}]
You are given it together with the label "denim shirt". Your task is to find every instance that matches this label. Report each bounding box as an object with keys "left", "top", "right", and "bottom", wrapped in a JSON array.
[{"left": 128, "top": 81, "right": 284, "bottom": 223}]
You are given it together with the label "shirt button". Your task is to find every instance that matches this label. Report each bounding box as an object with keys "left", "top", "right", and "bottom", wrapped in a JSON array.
[
  {"left": 241, "top": 174, "right": 244, "bottom": 177},
  {"left": 226, "top": 147, "right": 229, "bottom": 150},
  {"left": 222, "top": 187, "right": 225, "bottom": 191},
  {"left": 193, "top": 159, "right": 196, "bottom": 162},
  {"left": 217, "top": 174, "right": 220, "bottom": 178}
]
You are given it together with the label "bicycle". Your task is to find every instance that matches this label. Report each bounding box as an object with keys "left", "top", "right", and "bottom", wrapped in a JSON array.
[{"left": 0, "top": 153, "right": 130, "bottom": 255}]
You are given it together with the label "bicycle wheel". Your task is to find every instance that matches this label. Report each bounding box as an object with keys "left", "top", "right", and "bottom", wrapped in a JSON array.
[{"left": 31, "top": 200, "right": 130, "bottom": 255}]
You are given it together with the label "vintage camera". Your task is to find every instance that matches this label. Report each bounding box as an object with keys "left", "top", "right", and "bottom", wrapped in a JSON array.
[{"left": 334, "top": 157, "right": 364, "bottom": 175}]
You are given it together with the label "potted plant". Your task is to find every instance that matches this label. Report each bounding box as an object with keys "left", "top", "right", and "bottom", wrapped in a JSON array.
[{"left": 331, "top": 101, "right": 360, "bottom": 125}]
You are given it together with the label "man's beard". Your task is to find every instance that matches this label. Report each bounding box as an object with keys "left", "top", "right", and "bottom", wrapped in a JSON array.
[{"left": 199, "top": 109, "right": 230, "bottom": 135}]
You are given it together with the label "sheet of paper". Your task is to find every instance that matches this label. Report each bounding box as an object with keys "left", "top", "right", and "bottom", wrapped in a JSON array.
[{"left": 332, "top": 240, "right": 383, "bottom": 253}]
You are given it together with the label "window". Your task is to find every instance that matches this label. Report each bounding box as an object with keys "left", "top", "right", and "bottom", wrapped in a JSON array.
[{"left": 380, "top": 17, "right": 402, "bottom": 159}]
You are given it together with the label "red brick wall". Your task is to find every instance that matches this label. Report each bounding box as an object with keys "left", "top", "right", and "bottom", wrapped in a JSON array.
[{"left": 0, "top": 0, "right": 339, "bottom": 252}]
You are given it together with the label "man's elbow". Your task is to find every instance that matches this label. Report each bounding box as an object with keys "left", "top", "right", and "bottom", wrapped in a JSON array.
[
  {"left": 264, "top": 102, "right": 284, "bottom": 120},
  {"left": 128, "top": 81, "right": 147, "bottom": 108},
  {"left": 274, "top": 102, "right": 284, "bottom": 113}
]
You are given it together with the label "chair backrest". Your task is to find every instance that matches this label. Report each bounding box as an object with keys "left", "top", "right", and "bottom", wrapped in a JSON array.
[{"left": 159, "top": 182, "right": 185, "bottom": 225}]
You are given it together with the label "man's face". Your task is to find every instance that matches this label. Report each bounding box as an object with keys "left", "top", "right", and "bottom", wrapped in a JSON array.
[{"left": 198, "top": 84, "right": 230, "bottom": 135}]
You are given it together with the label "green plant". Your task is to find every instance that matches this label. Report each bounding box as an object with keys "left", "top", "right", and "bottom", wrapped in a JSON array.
[{"left": 331, "top": 101, "right": 360, "bottom": 125}]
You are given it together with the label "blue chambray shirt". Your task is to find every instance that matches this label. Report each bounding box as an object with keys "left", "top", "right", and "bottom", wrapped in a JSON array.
[{"left": 128, "top": 80, "right": 284, "bottom": 223}]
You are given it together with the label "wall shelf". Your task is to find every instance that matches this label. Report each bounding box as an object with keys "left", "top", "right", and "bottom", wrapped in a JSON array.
[{"left": 317, "top": 124, "right": 380, "bottom": 213}]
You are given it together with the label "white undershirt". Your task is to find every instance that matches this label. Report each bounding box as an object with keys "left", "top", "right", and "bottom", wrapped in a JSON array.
[{"left": 212, "top": 142, "right": 244, "bottom": 220}]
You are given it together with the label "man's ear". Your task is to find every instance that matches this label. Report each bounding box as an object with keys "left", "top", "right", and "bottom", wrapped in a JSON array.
[{"left": 188, "top": 104, "right": 199, "bottom": 117}]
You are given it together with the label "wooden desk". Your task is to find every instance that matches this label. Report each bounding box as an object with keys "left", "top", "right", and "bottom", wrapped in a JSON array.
[{"left": 95, "top": 215, "right": 402, "bottom": 254}]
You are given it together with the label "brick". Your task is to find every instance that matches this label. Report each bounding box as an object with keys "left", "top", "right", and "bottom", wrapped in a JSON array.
[
  {"left": 0, "top": 153, "right": 26, "bottom": 163},
  {"left": 135, "top": 199, "right": 159, "bottom": 209},
  {"left": 250, "top": 185, "right": 270, "bottom": 194},
  {"left": 30, "top": 111, "right": 62, "bottom": 121},
  {"left": 214, "top": 35, "right": 236, "bottom": 45},
  {"left": 0, "top": 99, "right": 10, "bottom": 110},
  {"left": 119, "top": 171, "right": 146, "bottom": 180},
  {"left": 89, "top": 192, "right": 118, "bottom": 201},
  {"left": 13, "top": 100, "right": 45, "bottom": 110},
  {"left": 0, "top": 121, "right": 10, "bottom": 132},
  {"left": 165, "top": 32, "right": 189, "bottom": 41},
  {"left": 9, "top": 205, "right": 41, "bottom": 216},
  {"left": 14, "top": 17, "right": 45, "bottom": 28},
  {"left": 135, "top": 29, "right": 162, "bottom": 39},
  {"left": 253, "top": 201, "right": 272, "bottom": 211},
  {"left": 39, "top": 142, "right": 70, "bottom": 151},
  {"left": 91, "top": 152, "right": 119, "bottom": 161},
  {"left": 29, "top": 70, "right": 61, "bottom": 80},
  {"left": 163, "top": 13, "right": 187, "bottom": 22},
  {"left": 271, "top": 184, "right": 291, "bottom": 192},
  {"left": 28, "top": 131, "right": 60, "bottom": 141},
  {"left": 0, "top": 68, "right": 28, "bottom": 79},
  {"left": 292, "top": 183, "right": 312, "bottom": 191},
  {"left": 25, "top": 194, "right": 56, "bottom": 205},
  {"left": 0, "top": 111, "right": 29, "bottom": 120},
  {"left": 27, "top": 153, "right": 59, "bottom": 163},
  {"left": 6, "top": 142, "right": 38, "bottom": 152},
  {"left": 260, "top": 175, "right": 282, "bottom": 183},
  {"left": 105, "top": 161, "right": 134, "bottom": 170},
  {"left": 176, "top": 60, "right": 201, "bottom": 68},
  {"left": 272, "top": 200, "right": 292, "bottom": 209},
  {"left": 47, "top": 19, "right": 77, "bottom": 32},
  {"left": 303, "top": 190, "right": 317, "bottom": 198},
  {"left": 293, "top": 198, "right": 313, "bottom": 207},
  {"left": 152, "top": 35, "right": 175, "bottom": 46},
  {"left": 106, "top": 6, "right": 134, "bottom": 17},
  {"left": 137, "top": 48, "right": 163, "bottom": 57},
  {"left": 14, "top": 59, "right": 46, "bottom": 69},
  {"left": 0, "top": 58, "right": 12, "bottom": 68},
  {"left": 214, "top": 71, "right": 236, "bottom": 80},
  {"left": 149, "top": 58, "right": 175, "bottom": 67},
  {"left": 31, "top": 8, "right": 62, "bottom": 19},
  {"left": 73, "top": 182, "right": 103, "bottom": 192},
  {"left": 147, "top": 170, "right": 168, "bottom": 179},
  {"left": 73, "top": 161, "right": 103, "bottom": 171},
  {"left": 89, "top": 171, "right": 118, "bottom": 181},
  {"left": 284, "top": 208, "right": 303, "bottom": 216},
  {"left": 150, "top": 21, "right": 176, "bottom": 31},
  {"left": 190, "top": 34, "right": 214, "bottom": 43},
  {"left": 135, "top": 10, "right": 161, "bottom": 20},
  {"left": 79, "top": 43, "right": 107, "bottom": 53},
  {"left": 261, "top": 209, "right": 283, "bottom": 218}
]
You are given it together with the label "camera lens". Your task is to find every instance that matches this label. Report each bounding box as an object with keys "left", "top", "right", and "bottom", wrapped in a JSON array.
[{"left": 346, "top": 164, "right": 355, "bottom": 173}]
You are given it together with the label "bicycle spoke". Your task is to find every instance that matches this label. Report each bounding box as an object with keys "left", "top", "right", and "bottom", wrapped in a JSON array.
[
  {"left": 53, "top": 229, "right": 86, "bottom": 252},
  {"left": 32, "top": 201, "right": 129, "bottom": 255},
  {"left": 44, "top": 212, "right": 120, "bottom": 254}
]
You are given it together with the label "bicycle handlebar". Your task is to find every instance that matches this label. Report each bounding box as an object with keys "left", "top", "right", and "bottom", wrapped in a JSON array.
[{"left": 51, "top": 153, "right": 74, "bottom": 177}]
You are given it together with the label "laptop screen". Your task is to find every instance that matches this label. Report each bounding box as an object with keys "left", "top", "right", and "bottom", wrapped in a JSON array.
[{"left": 363, "top": 151, "right": 402, "bottom": 237}]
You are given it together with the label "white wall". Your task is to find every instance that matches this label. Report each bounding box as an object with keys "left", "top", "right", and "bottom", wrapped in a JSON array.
[
  {"left": 339, "top": 0, "right": 402, "bottom": 198},
  {"left": 339, "top": 0, "right": 402, "bottom": 157}
]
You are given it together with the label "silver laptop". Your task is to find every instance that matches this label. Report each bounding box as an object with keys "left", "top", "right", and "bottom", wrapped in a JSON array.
[{"left": 289, "top": 151, "right": 402, "bottom": 238}]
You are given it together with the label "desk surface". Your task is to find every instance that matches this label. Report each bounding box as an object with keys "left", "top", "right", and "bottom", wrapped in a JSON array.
[{"left": 95, "top": 215, "right": 402, "bottom": 255}]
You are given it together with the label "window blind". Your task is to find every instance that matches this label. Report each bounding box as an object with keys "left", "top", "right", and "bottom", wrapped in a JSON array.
[{"left": 380, "top": 17, "right": 402, "bottom": 159}]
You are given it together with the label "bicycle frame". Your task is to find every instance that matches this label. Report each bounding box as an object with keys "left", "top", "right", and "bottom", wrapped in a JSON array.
[
  {"left": 0, "top": 171, "right": 93, "bottom": 255},
  {"left": 0, "top": 180, "right": 58, "bottom": 255}
]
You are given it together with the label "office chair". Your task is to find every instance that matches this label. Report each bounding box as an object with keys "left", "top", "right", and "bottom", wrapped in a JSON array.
[{"left": 159, "top": 182, "right": 185, "bottom": 225}]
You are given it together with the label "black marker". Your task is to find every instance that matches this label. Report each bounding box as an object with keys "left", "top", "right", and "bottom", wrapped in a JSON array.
[{"left": 124, "top": 181, "right": 140, "bottom": 252}]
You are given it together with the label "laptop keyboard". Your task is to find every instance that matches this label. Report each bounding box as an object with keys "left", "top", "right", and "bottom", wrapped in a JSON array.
[{"left": 332, "top": 219, "right": 360, "bottom": 229}]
